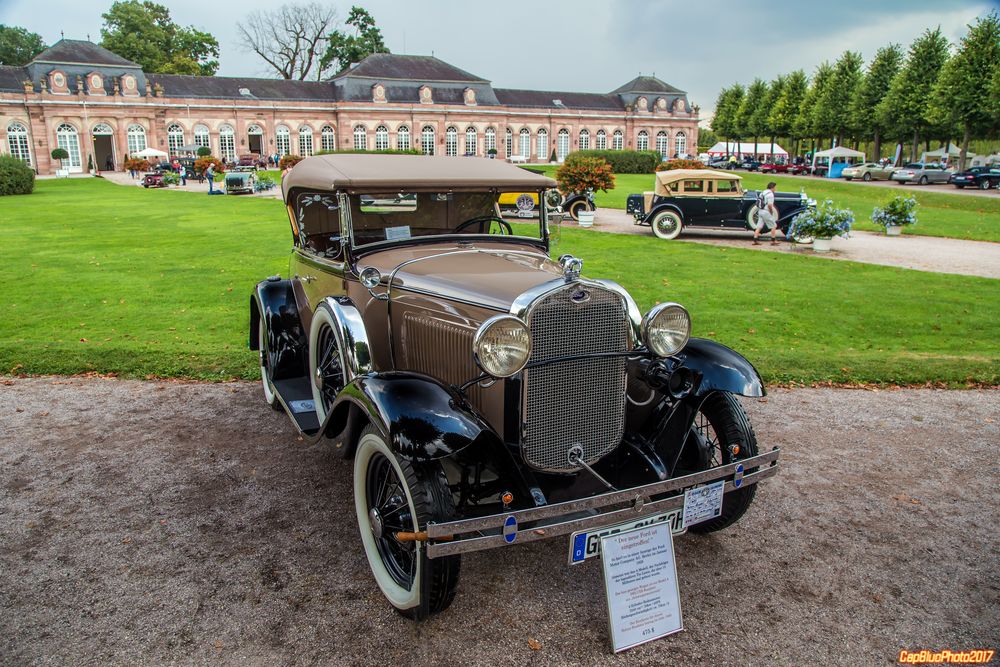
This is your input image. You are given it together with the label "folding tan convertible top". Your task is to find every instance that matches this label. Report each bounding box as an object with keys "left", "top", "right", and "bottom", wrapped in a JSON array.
[
  {"left": 653, "top": 168, "right": 742, "bottom": 196},
  {"left": 282, "top": 154, "right": 557, "bottom": 199}
]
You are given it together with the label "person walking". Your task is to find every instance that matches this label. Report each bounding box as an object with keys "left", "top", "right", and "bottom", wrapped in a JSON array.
[
  {"left": 753, "top": 181, "right": 780, "bottom": 246},
  {"left": 179, "top": 164, "right": 187, "bottom": 186},
  {"left": 206, "top": 164, "right": 215, "bottom": 194}
]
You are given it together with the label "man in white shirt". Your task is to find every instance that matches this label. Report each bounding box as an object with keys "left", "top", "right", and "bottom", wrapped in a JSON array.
[{"left": 753, "top": 181, "right": 780, "bottom": 245}]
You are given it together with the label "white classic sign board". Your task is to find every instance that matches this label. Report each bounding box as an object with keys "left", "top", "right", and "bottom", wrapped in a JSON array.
[{"left": 600, "top": 523, "right": 683, "bottom": 652}]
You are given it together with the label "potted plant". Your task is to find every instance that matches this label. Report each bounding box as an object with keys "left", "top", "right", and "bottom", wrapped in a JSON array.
[
  {"left": 50, "top": 148, "right": 69, "bottom": 177},
  {"left": 787, "top": 200, "right": 853, "bottom": 252},
  {"left": 555, "top": 156, "right": 614, "bottom": 228},
  {"left": 87, "top": 154, "right": 95, "bottom": 175},
  {"left": 871, "top": 196, "right": 917, "bottom": 236},
  {"left": 549, "top": 149, "right": 557, "bottom": 164},
  {"left": 487, "top": 148, "right": 497, "bottom": 160},
  {"left": 196, "top": 146, "right": 212, "bottom": 157}
]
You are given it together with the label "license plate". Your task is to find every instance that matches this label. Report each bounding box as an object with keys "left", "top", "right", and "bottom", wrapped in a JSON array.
[
  {"left": 569, "top": 509, "right": 685, "bottom": 565},
  {"left": 516, "top": 210, "right": 534, "bottom": 218}
]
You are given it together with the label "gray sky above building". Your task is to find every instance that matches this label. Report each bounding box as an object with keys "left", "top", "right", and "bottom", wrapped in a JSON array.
[{"left": 2, "top": 0, "right": 994, "bottom": 122}]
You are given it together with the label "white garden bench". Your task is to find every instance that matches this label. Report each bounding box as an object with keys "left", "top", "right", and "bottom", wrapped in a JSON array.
[{"left": 507, "top": 155, "right": 527, "bottom": 164}]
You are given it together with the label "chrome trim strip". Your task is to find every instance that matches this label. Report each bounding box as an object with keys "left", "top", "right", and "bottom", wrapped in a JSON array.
[
  {"left": 426, "top": 448, "right": 779, "bottom": 538},
  {"left": 320, "top": 296, "right": 373, "bottom": 378},
  {"left": 426, "top": 463, "right": 778, "bottom": 558}
]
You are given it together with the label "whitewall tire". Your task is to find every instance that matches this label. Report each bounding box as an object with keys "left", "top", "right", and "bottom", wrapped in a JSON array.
[
  {"left": 651, "top": 210, "right": 683, "bottom": 240},
  {"left": 258, "top": 319, "right": 280, "bottom": 410}
]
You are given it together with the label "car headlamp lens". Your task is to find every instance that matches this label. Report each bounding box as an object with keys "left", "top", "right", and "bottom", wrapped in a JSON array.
[
  {"left": 641, "top": 303, "right": 691, "bottom": 357},
  {"left": 473, "top": 315, "right": 531, "bottom": 378}
]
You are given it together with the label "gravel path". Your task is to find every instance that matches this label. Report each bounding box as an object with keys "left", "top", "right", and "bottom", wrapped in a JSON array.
[
  {"left": 585, "top": 209, "right": 1000, "bottom": 279},
  {"left": 2, "top": 378, "right": 997, "bottom": 665}
]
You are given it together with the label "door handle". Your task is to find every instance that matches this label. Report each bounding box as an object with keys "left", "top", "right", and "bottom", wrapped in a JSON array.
[{"left": 295, "top": 274, "right": 316, "bottom": 284}]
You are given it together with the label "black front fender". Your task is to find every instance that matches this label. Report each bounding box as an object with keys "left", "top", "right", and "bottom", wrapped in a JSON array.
[
  {"left": 674, "top": 338, "right": 765, "bottom": 397},
  {"left": 327, "top": 372, "right": 497, "bottom": 461}
]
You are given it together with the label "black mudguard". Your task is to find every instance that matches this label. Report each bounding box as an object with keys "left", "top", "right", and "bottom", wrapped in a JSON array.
[
  {"left": 327, "top": 372, "right": 497, "bottom": 461},
  {"left": 674, "top": 338, "right": 765, "bottom": 397},
  {"left": 249, "top": 278, "right": 306, "bottom": 382}
]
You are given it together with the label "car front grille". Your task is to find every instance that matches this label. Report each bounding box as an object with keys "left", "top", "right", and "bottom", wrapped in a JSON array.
[{"left": 522, "top": 285, "right": 629, "bottom": 472}]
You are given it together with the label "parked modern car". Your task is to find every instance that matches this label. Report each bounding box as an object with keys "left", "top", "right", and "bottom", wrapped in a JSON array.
[
  {"left": 841, "top": 162, "right": 897, "bottom": 181},
  {"left": 249, "top": 155, "right": 780, "bottom": 620},
  {"left": 760, "top": 162, "right": 809, "bottom": 175},
  {"left": 739, "top": 159, "right": 762, "bottom": 171},
  {"left": 950, "top": 166, "right": 1000, "bottom": 190},
  {"left": 706, "top": 157, "right": 732, "bottom": 169},
  {"left": 626, "top": 169, "right": 815, "bottom": 241},
  {"left": 891, "top": 163, "right": 952, "bottom": 185}
]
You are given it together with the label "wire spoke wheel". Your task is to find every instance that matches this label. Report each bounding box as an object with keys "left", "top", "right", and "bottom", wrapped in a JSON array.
[
  {"left": 366, "top": 452, "right": 417, "bottom": 588},
  {"left": 316, "top": 324, "right": 344, "bottom": 412}
]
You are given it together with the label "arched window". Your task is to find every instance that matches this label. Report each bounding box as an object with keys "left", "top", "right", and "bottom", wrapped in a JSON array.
[
  {"left": 126, "top": 124, "right": 147, "bottom": 155},
  {"left": 484, "top": 127, "right": 496, "bottom": 155},
  {"left": 92, "top": 123, "right": 114, "bottom": 135},
  {"left": 353, "top": 125, "right": 367, "bottom": 151},
  {"left": 518, "top": 128, "right": 530, "bottom": 159},
  {"left": 504, "top": 128, "right": 512, "bottom": 158},
  {"left": 299, "top": 125, "right": 314, "bottom": 156},
  {"left": 596, "top": 129, "right": 607, "bottom": 151},
  {"left": 320, "top": 125, "right": 336, "bottom": 152},
  {"left": 637, "top": 130, "right": 649, "bottom": 152},
  {"left": 55, "top": 123, "right": 81, "bottom": 168},
  {"left": 465, "top": 127, "right": 477, "bottom": 156},
  {"left": 612, "top": 130, "right": 623, "bottom": 151},
  {"left": 218, "top": 124, "right": 235, "bottom": 161},
  {"left": 193, "top": 124, "right": 210, "bottom": 150},
  {"left": 656, "top": 131, "right": 668, "bottom": 159},
  {"left": 421, "top": 125, "right": 435, "bottom": 155},
  {"left": 579, "top": 129, "right": 590, "bottom": 151},
  {"left": 275, "top": 125, "right": 290, "bottom": 156},
  {"left": 674, "top": 131, "right": 687, "bottom": 158},
  {"left": 536, "top": 128, "right": 548, "bottom": 160},
  {"left": 375, "top": 125, "right": 389, "bottom": 151},
  {"left": 556, "top": 129, "right": 570, "bottom": 162},
  {"left": 445, "top": 126, "right": 458, "bottom": 156},
  {"left": 167, "top": 124, "right": 184, "bottom": 155},
  {"left": 6, "top": 121, "right": 31, "bottom": 165},
  {"left": 396, "top": 125, "right": 410, "bottom": 151}
]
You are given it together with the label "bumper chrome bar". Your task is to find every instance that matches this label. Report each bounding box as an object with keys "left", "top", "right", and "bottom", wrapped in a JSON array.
[{"left": 425, "top": 448, "right": 779, "bottom": 558}]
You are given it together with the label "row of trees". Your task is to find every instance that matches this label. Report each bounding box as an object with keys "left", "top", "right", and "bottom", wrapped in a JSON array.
[
  {"left": 711, "top": 14, "right": 1000, "bottom": 170},
  {"left": 0, "top": 1, "right": 388, "bottom": 80}
]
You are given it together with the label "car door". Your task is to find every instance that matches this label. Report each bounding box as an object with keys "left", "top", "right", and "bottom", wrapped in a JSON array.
[
  {"left": 703, "top": 178, "right": 743, "bottom": 227},
  {"left": 677, "top": 179, "right": 708, "bottom": 226},
  {"left": 933, "top": 165, "right": 951, "bottom": 183}
]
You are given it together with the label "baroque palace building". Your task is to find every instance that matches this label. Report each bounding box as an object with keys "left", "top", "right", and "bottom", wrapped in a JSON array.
[{"left": 0, "top": 39, "right": 699, "bottom": 175}]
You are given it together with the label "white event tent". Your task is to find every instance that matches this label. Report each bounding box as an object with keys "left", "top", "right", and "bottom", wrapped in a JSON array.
[{"left": 812, "top": 146, "right": 865, "bottom": 178}]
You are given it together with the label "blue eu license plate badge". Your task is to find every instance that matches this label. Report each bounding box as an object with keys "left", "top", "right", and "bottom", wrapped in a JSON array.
[{"left": 568, "top": 508, "right": 685, "bottom": 565}]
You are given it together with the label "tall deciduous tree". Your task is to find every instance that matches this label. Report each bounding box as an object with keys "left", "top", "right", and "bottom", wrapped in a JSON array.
[
  {"left": 850, "top": 44, "right": 903, "bottom": 159},
  {"left": 795, "top": 62, "right": 833, "bottom": 154},
  {"left": 769, "top": 69, "right": 808, "bottom": 156},
  {"left": 761, "top": 75, "right": 786, "bottom": 157},
  {"left": 877, "top": 28, "right": 950, "bottom": 162},
  {"left": 100, "top": 1, "right": 219, "bottom": 75},
  {"left": 237, "top": 3, "right": 338, "bottom": 80},
  {"left": 928, "top": 12, "right": 1000, "bottom": 170},
  {"left": 737, "top": 78, "right": 769, "bottom": 157},
  {"left": 320, "top": 6, "right": 388, "bottom": 74},
  {"left": 711, "top": 84, "right": 744, "bottom": 155},
  {"left": 815, "top": 51, "right": 864, "bottom": 146},
  {"left": 0, "top": 25, "right": 45, "bottom": 66}
]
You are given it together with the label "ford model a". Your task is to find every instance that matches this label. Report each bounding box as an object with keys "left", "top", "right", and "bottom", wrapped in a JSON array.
[{"left": 250, "top": 155, "right": 779, "bottom": 620}]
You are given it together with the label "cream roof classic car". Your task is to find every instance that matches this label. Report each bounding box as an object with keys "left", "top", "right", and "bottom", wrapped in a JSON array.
[{"left": 653, "top": 169, "right": 743, "bottom": 196}]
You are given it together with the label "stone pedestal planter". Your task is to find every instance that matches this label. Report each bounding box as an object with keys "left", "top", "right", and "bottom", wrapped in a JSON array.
[
  {"left": 813, "top": 238, "right": 832, "bottom": 252},
  {"left": 885, "top": 225, "right": 902, "bottom": 236},
  {"left": 577, "top": 211, "right": 595, "bottom": 227}
]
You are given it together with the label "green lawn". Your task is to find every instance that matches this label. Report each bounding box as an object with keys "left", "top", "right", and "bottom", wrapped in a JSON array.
[
  {"left": 529, "top": 164, "right": 1000, "bottom": 243},
  {"left": 0, "top": 178, "right": 997, "bottom": 385}
]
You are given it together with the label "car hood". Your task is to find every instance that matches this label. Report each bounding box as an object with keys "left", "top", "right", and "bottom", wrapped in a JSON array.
[{"left": 361, "top": 241, "right": 564, "bottom": 311}]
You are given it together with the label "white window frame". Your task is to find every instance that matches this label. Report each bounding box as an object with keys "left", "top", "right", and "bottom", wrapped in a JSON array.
[
  {"left": 396, "top": 125, "right": 410, "bottom": 151},
  {"left": 375, "top": 125, "right": 389, "bottom": 151},
  {"left": 299, "top": 125, "right": 314, "bottom": 156},
  {"left": 612, "top": 130, "right": 623, "bottom": 151},
  {"left": 596, "top": 129, "right": 607, "bottom": 151},
  {"left": 579, "top": 129, "right": 590, "bottom": 151},
  {"left": 166, "top": 124, "right": 184, "bottom": 155},
  {"left": 219, "top": 124, "right": 236, "bottom": 161},
  {"left": 504, "top": 129, "right": 512, "bottom": 157},
  {"left": 421, "top": 125, "right": 435, "bottom": 155},
  {"left": 536, "top": 128, "right": 548, "bottom": 160},
  {"left": 321, "top": 125, "right": 336, "bottom": 152},
  {"left": 637, "top": 130, "right": 649, "bottom": 152},
  {"left": 674, "top": 131, "right": 687, "bottom": 158},
  {"left": 656, "top": 131, "right": 668, "bottom": 159},
  {"left": 353, "top": 125, "right": 368, "bottom": 151},
  {"left": 126, "top": 123, "right": 147, "bottom": 156},
  {"left": 56, "top": 123, "right": 81, "bottom": 169},
  {"left": 194, "top": 124, "right": 211, "bottom": 151},
  {"left": 7, "top": 121, "right": 31, "bottom": 165},
  {"left": 518, "top": 129, "right": 530, "bottom": 160},
  {"left": 275, "top": 125, "right": 290, "bottom": 156},
  {"left": 556, "top": 129, "right": 569, "bottom": 162},
  {"left": 485, "top": 127, "right": 496, "bottom": 154},
  {"left": 445, "top": 126, "right": 458, "bottom": 156},
  {"left": 465, "top": 127, "right": 477, "bottom": 156}
]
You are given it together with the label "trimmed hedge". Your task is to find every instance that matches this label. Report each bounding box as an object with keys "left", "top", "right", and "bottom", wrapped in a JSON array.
[
  {"left": 0, "top": 155, "right": 35, "bottom": 196},
  {"left": 566, "top": 149, "right": 661, "bottom": 173}
]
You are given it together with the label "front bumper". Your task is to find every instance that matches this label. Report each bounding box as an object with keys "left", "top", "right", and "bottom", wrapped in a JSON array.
[
  {"left": 425, "top": 448, "right": 780, "bottom": 558},
  {"left": 892, "top": 174, "right": 917, "bottom": 182}
]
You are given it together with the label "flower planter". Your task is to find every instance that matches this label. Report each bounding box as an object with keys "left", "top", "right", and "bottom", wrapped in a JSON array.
[
  {"left": 577, "top": 211, "right": 595, "bottom": 227},
  {"left": 812, "top": 237, "right": 832, "bottom": 252},
  {"left": 885, "top": 225, "right": 902, "bottom": 236}
]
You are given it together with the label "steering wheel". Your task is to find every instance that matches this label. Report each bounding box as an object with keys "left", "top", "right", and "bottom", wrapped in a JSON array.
[{"left": 454, "top": 216, "right": 512, "bottom": 235}]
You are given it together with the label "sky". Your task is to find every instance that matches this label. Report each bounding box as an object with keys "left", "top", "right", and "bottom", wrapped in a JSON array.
[{"left": 2, "top": 0, "right": 996, "bottom": 124}]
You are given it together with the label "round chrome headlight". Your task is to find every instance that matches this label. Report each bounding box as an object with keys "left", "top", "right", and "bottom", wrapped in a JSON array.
[
  {"left": 473, "top": 315, "right": 531, "bottom": 378},
  {"left": 641, "top": 303, "right": 691, "bottom": 357}
]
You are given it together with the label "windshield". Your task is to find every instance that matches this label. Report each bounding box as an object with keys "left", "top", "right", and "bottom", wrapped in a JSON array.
[{"left": 347, "top": 190, "right": 545, "bottom": 248}]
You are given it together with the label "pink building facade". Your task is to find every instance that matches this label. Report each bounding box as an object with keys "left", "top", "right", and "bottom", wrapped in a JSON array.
[{"left": 0, "top": 40, "right": 700, "bottom": 175}]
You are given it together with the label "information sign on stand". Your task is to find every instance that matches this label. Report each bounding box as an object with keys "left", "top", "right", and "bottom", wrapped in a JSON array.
[{"left": 600, "top": 524, "right": 683, "bottom": 652}]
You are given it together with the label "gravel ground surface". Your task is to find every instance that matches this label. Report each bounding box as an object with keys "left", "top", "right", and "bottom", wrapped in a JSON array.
[
  {"left": 586, "top": 209, "right": 1000, "bottom": 279},
  {"left": 2, "top": 378, "right": 998, "bottom": 666}
]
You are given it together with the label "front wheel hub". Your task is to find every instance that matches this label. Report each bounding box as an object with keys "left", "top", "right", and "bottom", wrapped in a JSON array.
[{"left": 369, "top": 507, "right": 384, "bottom": 539}]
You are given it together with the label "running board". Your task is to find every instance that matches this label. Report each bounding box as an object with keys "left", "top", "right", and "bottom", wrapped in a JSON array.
[{"left": 272, "top": 377, "right": 320, "bottom": 435}]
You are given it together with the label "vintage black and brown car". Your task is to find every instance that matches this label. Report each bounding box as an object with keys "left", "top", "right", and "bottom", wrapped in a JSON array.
[
  {"left": 626, "top": 169, "right": 815, "bottom": 241},
  {"left": 250, "top": 155, "right": 780, "bottom": 619}
]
